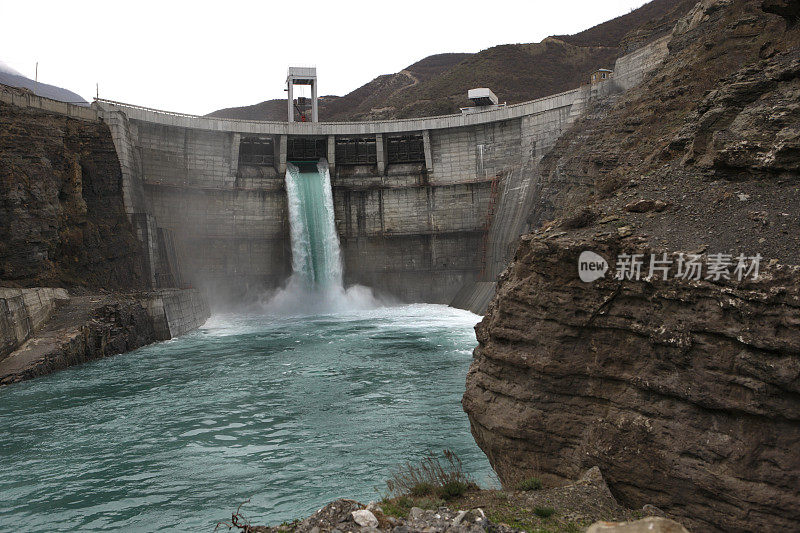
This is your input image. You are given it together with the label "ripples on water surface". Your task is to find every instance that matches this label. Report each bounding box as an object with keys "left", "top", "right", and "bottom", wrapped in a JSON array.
[{"left": 0, "top": 304, "right": 492, "bottom": 531}]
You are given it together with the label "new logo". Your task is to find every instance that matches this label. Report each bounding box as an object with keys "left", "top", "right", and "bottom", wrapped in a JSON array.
[{"left": 578, "top": 251, "right": 609, "bottom": 282}]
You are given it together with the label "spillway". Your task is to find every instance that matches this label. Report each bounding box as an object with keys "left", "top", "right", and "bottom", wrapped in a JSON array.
[
  {"left": 285, "top": 160, "right": 343, "bottom": 291},
  {"left": 267, "top": 159, "right": 381, "bottom": 313}
]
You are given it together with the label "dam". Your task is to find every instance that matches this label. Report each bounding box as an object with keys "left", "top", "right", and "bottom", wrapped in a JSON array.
[
  {"left": 83, "top": 35, "right": 669, "bottom": 311},
  {"left": 0, "top": 33, "right": 674, "bottom": 383},
  {"left": 0, "top": 31, "right": 674, "bottom": 529}
]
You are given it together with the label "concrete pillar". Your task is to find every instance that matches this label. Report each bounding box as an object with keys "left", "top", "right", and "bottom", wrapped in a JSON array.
[
  {"left": 230, "top": 133, "right": 241, "bottom": 180},
  {"left": 287, "top": 83, "right": 294, "bottom": 123},
  {"left": 277, "top": 134, "right": 287, "bottom": 174},
  {"left": 422, "top": 130, "right": 434, "bottom": 175},
  {"left": 133, "top": 213, "right": 159, "bottom": 288},
  {"left": 375, "top": 133, "right": 386, "bottom": 175},
  {"left": 273, "top": 135, "right": 281, "bottom": 173},
  {"left": 327, "top": 135, "right": 336, "bottom": 172},
  {"left": 311, "top": 80, "right": 319, "bottom": 122}
]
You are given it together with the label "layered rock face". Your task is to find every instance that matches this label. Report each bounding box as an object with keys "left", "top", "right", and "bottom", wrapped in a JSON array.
[
  {"left": 0, "top": 101, "right": 148, "bottom": 289},
  {"left": 464, "top": 235, "right": 800, "bottom": 531},
  {"left": 464, "top": 1, "right": 800, "bottom": 531}
]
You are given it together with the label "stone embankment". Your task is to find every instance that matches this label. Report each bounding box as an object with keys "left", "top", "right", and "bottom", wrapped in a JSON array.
[
  {"left": 0, "top": 287, "right": 69, "bottom": 359},
  {"left": 0, "top": 288, "right": 209, "bottom": 385}
]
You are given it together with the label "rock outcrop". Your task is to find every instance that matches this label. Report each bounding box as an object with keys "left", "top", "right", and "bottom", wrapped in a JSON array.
[
  {"left": 678, "top": 51, "right": 800, "bottom": 177},
  {"left": 463, "top": 1, "right": 800, "bottom": 531},
  {"left": 587, "top": 517, "right": 689, "bottom": 533},
  {"left": 236, "top": 499, "right": 503, "bottom": 533},
  {"left": 527, "top": 0, "right": 800, "bottom": 258},
  {"left": 0, "top": 295, "right": 157, "bottom": 385}
]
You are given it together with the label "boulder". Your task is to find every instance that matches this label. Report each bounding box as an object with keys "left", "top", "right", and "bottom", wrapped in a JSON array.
[
  {"left": 351, "top": 509, "right": 379, "bottom": 528},
  {"left": 587, "top": 517, "right": 689, "bottom": 533}
]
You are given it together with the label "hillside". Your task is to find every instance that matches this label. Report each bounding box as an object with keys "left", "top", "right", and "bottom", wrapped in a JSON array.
[
  {"left": 207, "top": 53, "right": 470, "bottom": 121},
  {"left": 317, "top": 53, "right": 473, "bottom": 121},
  {"left": 556, "top": 0, "right": 695, "bottom": 48},
  {"left": 207, "top": 0, "right": 696, "bottom": 121},
  {"left": 0, "top": 64, "right": 87, "bottom": 105}
]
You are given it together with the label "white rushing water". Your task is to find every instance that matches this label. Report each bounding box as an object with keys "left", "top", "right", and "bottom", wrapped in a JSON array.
[
  {"left": 285, "top": 160, "right": 343, "bottom": 290},
  {"left": 264, "top": 159, "right": 383, "bottom": 314}
]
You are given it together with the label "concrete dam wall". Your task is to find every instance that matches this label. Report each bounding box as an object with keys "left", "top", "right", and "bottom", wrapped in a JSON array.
[{"left": 95, "top": 35, "right": 670, "bottom": 307}]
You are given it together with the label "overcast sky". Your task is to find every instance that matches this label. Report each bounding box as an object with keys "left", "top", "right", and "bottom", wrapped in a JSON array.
[{"left": 1, "top": 0, "right": 649, "bottom": 115}]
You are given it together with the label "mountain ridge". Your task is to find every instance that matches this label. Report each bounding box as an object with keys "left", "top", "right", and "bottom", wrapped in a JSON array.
[
  {"left": 207, "top": 0, "right": 696, "bottom": 121},
  {"left": 0, "top": 70, "right": 87, "bottom": 105}
]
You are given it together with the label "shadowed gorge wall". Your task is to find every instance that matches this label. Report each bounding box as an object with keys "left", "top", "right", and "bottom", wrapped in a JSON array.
[
  {"left": 0, "top": 98, "right": 148, "bottom": 289},
  {"left": 0, "top": 89, "right": 212, "bottom": 383}
]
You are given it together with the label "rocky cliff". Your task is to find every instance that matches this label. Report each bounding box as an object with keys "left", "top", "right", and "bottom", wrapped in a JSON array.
[
  {"left": 0, "top": 98, "right": 148, "bottom": 289},
  {"left": 0, "top": 288, "right": 210, "bottom": 385},
  {"left": 463, "top": 234, "right": 800, "bottom": 532},
  {"left": 463, "top": 1, "right": 800, "bottom": 531}
]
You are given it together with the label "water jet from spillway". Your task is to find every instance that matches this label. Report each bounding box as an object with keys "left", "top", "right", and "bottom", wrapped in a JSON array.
[
  {"left": 263, "top": 159, "right": 383, "bottom": 314},
  {"left": 286, "top": 159, "right": 343, "bottom": 291}
]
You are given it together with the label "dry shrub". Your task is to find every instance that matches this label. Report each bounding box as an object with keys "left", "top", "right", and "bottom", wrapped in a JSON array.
[
  {"left": 498, "top": 454, "right": 543, "bottom": 491},
  {"left": 385, "top": 450, "right": 476, "bottom": 498}
]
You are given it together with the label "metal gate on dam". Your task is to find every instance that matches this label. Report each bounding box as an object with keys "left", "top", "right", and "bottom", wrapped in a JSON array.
[{"left": 92, "top": 35, "right": 669, "bottom": 309}]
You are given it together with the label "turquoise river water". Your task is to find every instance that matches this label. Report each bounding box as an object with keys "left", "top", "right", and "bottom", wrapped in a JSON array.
[{"left": 0, "top": 304, "right": 493, "bottom": 531}]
